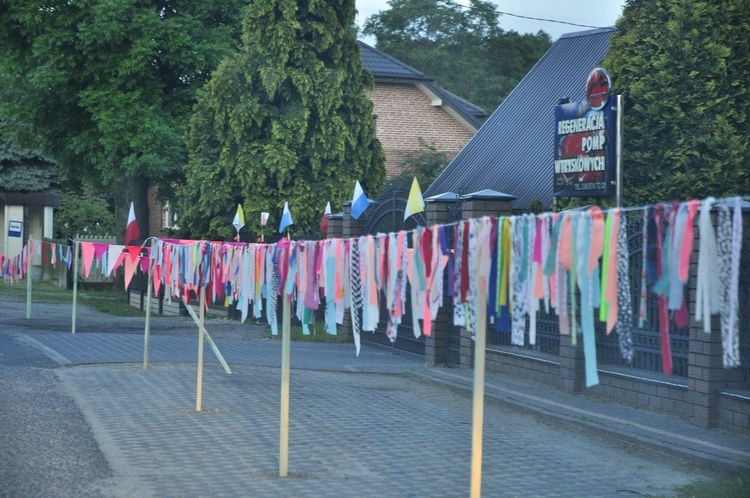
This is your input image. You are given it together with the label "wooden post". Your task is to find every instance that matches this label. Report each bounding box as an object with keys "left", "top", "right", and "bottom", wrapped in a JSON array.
[
  {"left": 196, "top": 287, "right": 206, "bottom": 412},
  {"left": 182, "top": 296, "right": 232, "bottom": 375},
  {"left": 71, "top": 241, "right": 79, "bottom": 334},
  {"left": 470, "top": 283, "right": 487, "bottom": 498},
  {"left": 279, "top": 293, "right": 291, "bottom": 477},
  {"left": 143, "top": 255, "right": 153, "bottom": 370}
]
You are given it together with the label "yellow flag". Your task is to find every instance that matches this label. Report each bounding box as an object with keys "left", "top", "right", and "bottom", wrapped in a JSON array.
[
  {"left": 403, "top": 177, "right": 425, "bottom": 222},
  {"left": 233, "top": 204, "right": 245, "bottom": 232}
]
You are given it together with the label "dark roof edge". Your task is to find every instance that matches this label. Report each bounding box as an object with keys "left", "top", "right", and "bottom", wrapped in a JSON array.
[
  {"left": 439, "top": 87, "right": 488, "bottom": 117},
  {"left": 370, "top": 74, "right": 434, "bottom": 84},
  {"left": 559, "top": 26, "right": 616, "bottom": 39},
  {"left": 358, "top": 41, "right": 429, "bottom": 79},
  {"left": 422, "top": 82, "right": 486, "bottom": 128},
  {"left": 0, "top": 191, "right": 61, "bottom": 207}
]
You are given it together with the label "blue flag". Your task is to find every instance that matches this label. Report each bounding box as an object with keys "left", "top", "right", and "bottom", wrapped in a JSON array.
[
  {"left": 278, "top": 202, "right": 293, "bottom": 233},
  {"left": 350, "top": 180, "right": 369, "bottom": 220}
]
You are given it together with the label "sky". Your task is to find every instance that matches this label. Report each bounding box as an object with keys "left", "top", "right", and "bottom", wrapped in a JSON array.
[{"left": 355, "top": 0, "right": 627, "bottom": 44}]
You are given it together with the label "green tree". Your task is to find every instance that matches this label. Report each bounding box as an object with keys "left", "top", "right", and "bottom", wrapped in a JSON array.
[
  {"left": 177, "top": 0, "right": 386, "bottom": 240},
  {"left": 54, "top": 187, "right": 116, "bottom": 239},
  {"left": 0, "top": 119, "right": 58, "bottom": 193},
  {"left": 0, "top": 0, "right": 249, "bottom": 242},
  {"left": 604, "top": 0, "right": 750, "bottom": 205},
  {"left": 389, "top": 138, "right": 449, "bottom": 189},
  {"left": 363, "top": 0, "right": 551, "bottom": 113}
]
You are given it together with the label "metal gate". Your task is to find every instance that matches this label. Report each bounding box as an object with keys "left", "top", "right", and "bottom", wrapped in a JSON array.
[
  {"left": 358, "top": 185, "right": 427, "bottom": 354},
  {"left": 595, "top": 210, "right": 690, "bottom": 376}
]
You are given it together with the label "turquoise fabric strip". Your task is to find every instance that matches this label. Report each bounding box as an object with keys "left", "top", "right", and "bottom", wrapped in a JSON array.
[
  {"left": 576, "top": 212, "right": 600, "bottom": 388},
  {"left": 325, "top": 243, "right": 337, "bottom": 335}
]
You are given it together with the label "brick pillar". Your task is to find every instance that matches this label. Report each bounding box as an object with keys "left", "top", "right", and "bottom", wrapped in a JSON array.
[
  {"left": 423, "top": 196, "right": 453, "bottom": 366},
  {"left": 326, "top": 213, "right": 343, "bottom": 240},
  {"left": 559, "top": 334, "right": 586, "bottom": 392},
  {"left": 686, "top": 209, "right": 747, "bottom": 427},
  {"left": 460, "top": 327, "right": 475, "bottom": 369},
  {"left": 457, "top": 189, "right": 516, "bottom": 370},
  {"left": 460, "top": 198, "right": 514, "bottom": 219}
]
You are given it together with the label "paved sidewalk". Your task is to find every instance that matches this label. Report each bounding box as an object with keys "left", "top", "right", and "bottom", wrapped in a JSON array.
[{"left": 3, "top": 299, "right": 749, "bottom": 496}]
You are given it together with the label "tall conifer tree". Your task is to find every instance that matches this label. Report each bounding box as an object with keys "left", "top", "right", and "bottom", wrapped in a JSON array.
[
  {"left": 178, "top": 0, "right": 386, "bottom": 239},
  {"left": 604, "top": 0, "right": 750, "bottom": 204}
]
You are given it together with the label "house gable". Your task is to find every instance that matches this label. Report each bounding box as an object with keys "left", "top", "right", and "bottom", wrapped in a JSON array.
[{"left": 358, "top": 41, "right": 487, "bottom": 179}]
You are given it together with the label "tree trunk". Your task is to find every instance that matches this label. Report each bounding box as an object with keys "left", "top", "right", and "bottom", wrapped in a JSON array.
[{"left": 112, "top": 176, "right": 150, "bottom": 245}]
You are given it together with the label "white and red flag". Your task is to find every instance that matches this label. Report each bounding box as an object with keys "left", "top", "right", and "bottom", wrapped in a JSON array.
[
  {"left": 320, "top": 201, "right": 332, "bottom": 234},
  {"left": 125, "top": 202, "right": 140, "bottom": 245}
]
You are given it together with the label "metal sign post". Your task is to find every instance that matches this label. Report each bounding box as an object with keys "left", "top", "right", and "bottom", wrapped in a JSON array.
[{"left": 616, "top": 94, "right": 624, "bottom": 208}]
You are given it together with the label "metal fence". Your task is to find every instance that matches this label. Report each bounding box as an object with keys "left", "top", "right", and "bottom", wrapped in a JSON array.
[
  {"left": 359, "top": 185, "right": 426, "bottom": 355},
  {"left": 594, "top": 210, "right": 691, "bottom": 376},
  {"left": 485, "top": 210, "right": 692, "bottom": 377},
  {"left": 359, "top": 192, "right": 745, "bottom": 379}
]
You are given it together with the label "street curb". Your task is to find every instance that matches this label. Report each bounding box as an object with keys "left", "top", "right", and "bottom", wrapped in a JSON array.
[{"left": 406, "top": 369, "right": 750, "bottom": 476}]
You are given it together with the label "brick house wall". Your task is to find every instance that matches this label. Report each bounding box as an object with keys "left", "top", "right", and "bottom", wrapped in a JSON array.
[
  {"left": 368, "top": 83, "right": 476, "bottom": 178},
  {"left": 147, "top": 185, "right": 175, "bottom": 239}
]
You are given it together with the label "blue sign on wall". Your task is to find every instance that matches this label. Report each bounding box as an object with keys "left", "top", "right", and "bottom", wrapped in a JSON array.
[{"left": 8, "top": 220, "right": 22, "bottom": 238}]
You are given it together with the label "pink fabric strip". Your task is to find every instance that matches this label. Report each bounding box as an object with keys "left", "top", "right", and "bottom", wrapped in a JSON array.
[
  {"left": 153, "top": 265, "right": 162, "bottom": 296},
  {"left": 124, "top": 255, "right": 138, "bottom": 290},
  {"left": 559, "top": 214, "right": 572, "bottom": 270},
  {"left": 139, "top": 256, "right": 149, "bottom": 274},
  {"left": 421, "top": 227, "right": 436, "bottom": 337},
  {"left": 304, "top": 242, "right": 318, "bottom": 310},
  {"left": 679, "top": 200, "right": 699, "bottom": 281},
  {"left": 605, "top": 209, "right": 620, "bottom": 333},
  {"left": 654, "top": 205, "right": 673, "bottom": 375},
  {"left": 333, "top": 240, "right": 342, "bottom": 302},
  {"left": 81, "top": 242, "right": 95, "bottom": 278},
  {"left": 376, "top": 234, "right": 386, "bottom": 292},
  {"left": 533, "top": 217, "right": 543, "bottom": 263},
  {"left": 533, "top": 218, "right": 544, "bottom": 299},
  {"left": 93, "top": 243, "right": 108, "bottom": 261},
  {"left": 368, "top": 236, "right": 378, "bottom": 307}
]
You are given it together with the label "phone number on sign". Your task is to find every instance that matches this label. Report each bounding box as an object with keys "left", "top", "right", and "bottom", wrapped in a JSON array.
[{"left": 575, "top": 182, "right": 607, "bottom": 191}]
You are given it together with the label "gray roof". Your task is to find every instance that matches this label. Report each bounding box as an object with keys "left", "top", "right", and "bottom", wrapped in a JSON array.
[
  {"left": 425, "top": 27, "right": 617, "bottom": 210},
  {"left": 358, "top": 41, "right": 488, "bottom": 129}
]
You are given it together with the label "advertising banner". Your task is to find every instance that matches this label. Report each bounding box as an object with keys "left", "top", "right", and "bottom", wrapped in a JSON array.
[{"left": 554, "top": 68, "right": 617, "bottom": 197}]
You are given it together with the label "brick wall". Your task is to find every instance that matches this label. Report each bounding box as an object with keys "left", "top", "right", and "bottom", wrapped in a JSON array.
[
  {"left": 591, "top": 368, "right": 690, "bottom": 416},
  {"left": 486, "top": 348, "right": 560, "bottom": 386},
  {"left": 368, "top": 83, "right": 475, "bottom": 178},
  {"left": 147, "top": 185, "right": 167, "bottom": 239},
  {"left": 719, "top": 391, "right": 750, "bottom": 433}
]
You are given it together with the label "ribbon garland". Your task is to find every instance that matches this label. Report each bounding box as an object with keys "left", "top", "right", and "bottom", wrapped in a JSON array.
[{"left": 4, "top": 196, "right": 746, "bottom": 381}]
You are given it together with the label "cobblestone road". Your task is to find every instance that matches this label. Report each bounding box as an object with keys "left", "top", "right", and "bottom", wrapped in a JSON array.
[{"left": 0, "top": 297, "right": 725, "bottom": 497}]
